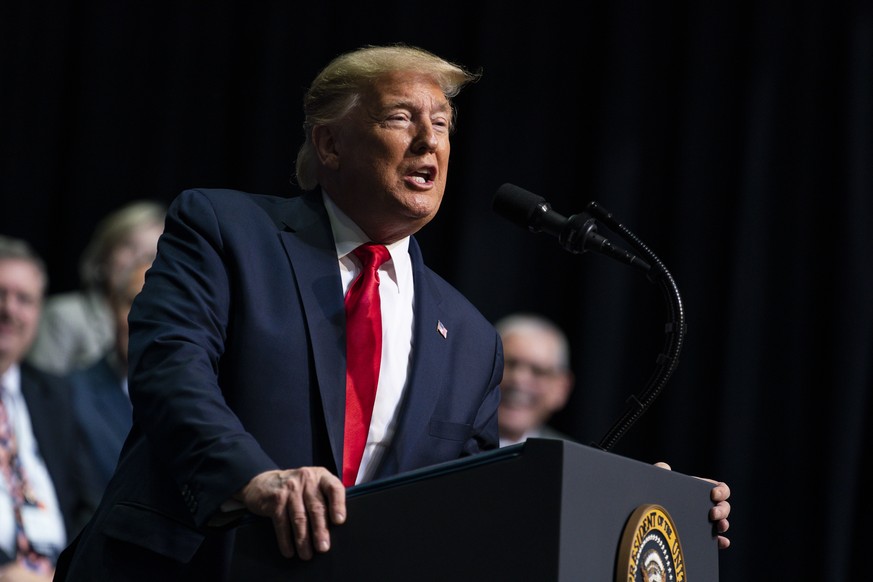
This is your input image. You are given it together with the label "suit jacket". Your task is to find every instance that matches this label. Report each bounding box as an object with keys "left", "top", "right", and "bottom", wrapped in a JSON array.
[
  {"left": 68, "top": 354, "right": 132, "bottom": 510},
  {"left": 55, "top": 189, "right": 502, "bottom": 581},
  {"left": 0, "top": 363, "right": 91, "bottom": 567}
]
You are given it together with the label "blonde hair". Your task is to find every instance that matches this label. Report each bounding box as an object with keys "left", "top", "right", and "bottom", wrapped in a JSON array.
[
  {"left": 294, "top": 44, "right": 481, "bottom": 190},
  {"left": 79, "top": 200, "right": 166, "bottom": 291}
]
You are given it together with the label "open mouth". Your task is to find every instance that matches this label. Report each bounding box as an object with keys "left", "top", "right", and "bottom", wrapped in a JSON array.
[{"left": 408, "top": 166, "right": 435, "bottom": 185}]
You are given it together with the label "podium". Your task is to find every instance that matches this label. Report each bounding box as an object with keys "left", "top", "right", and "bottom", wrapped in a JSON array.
[{"left": 250, "top": 438, "right": 719, "bottom": 580}]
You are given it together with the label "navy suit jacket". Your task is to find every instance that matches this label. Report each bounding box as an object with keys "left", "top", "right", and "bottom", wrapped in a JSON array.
[
  {"left": 0, "top": 363, "right": 91, "bottom": 567},
  {"left": 68, "top": 355, "right": 132, "bottom": 510},
  {"left": 56, "top": 189, "right": 502, "bottom": 580}
]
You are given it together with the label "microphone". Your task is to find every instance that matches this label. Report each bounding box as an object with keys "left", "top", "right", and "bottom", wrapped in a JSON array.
[{"left": 492, "top": 183, "right": 651, "bottom": 271}]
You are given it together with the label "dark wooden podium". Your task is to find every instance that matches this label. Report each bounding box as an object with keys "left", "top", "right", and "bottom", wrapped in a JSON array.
[{"left": 239, "top": 438, "right": 719, "bottom": 581}]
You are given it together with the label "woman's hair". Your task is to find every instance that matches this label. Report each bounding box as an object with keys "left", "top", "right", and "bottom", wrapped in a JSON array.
[
  {"left": 294, "top": 44, "right": 481, "bottom": 191},
  {"left": 79, "top": 200, "right": 166, "bottom": 291}
]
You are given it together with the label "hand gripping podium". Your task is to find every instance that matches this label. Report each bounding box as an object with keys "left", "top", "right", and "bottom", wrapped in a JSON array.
[{"left": 252, "top": 438, "right": 720, "bottom": 580}]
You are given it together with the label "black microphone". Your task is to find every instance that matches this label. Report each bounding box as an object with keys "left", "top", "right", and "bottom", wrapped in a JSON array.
[{"left": 492, "top": 183, "right": 651, "bottom": 271}]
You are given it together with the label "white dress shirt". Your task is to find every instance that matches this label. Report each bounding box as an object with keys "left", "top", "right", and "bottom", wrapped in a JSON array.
[
  {"left": 322, "top": 191, "right": 415, "bottom": 485},
  {"left": 0, "top": 365, "right": 66, "bottom": 561}
]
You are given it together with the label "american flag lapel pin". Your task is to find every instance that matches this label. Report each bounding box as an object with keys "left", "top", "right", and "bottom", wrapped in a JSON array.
[{"left": 436, "top": 320, "right": 448, "bottom": 339}]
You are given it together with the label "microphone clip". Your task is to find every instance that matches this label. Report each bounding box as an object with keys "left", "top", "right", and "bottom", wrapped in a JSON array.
[{"left": 560, "top": 213, "right": 599, "bottom": 254}]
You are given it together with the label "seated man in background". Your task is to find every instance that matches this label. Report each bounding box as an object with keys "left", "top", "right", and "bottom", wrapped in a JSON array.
[
  {"left": 69, "top": 257, "right": 152, "bottom": 512},
  {"left": 0, "top": 235, "right": 90, "bottom": 580},
  {"left": 495, "top": 311, "right": 732, "bottom": 549},
  {"left": 495, "top": 313, "right": 576, "bottom": 447}
]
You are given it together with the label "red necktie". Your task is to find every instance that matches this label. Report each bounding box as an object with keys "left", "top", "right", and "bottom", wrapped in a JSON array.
[{"left": 343, "top": 243, "right": 391, "bottom": 486}]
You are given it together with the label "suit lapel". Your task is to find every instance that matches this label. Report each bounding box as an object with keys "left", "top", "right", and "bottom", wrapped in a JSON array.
[
  {"left": 276, "top": 193, "right": 347, "bottom": 473},
  {"left": 274, "top": 204, "right": 455, "bottom": 478},
  {"left": 20, "top": 364, "right": 71, "bottom": 502},
  {"left": 373, "top": 238, "right": 450, "bottom": 477}
]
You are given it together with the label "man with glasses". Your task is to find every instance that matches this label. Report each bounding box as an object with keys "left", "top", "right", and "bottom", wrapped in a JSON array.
[{"left": 495, "top": 313, "right": 575, "bottom": 447}]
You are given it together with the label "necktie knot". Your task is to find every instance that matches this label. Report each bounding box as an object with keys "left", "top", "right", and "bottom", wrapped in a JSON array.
[{"left": 352, "top": 243, "right": 390, "bottom": 273}]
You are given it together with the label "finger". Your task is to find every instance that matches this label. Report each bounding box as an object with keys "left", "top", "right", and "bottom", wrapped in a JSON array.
[
  {"left": 653, "top": 461, "right": 672, "bottom": 470},
  {"left": 711, "top": 512, "right": 730, "bottom": 531},
  {"left": 305, "top": 487, "right": 334, "bottom": 554},
  {"left": 717, "top": 535, "right": 731, "bottom": 550},
  {"left": 710, "top": 481, "right": 731, "bottom": 503},
  {"left": 288, "top": 478, "right": 314, "bottom": 561},
  {"left": 710, "top": 499, "right": 731, "bottom": 522},
  {"left": 324, "top": 475, "right": 347, "bottom": 526},
  {"left": 272, "top": 509, "right": 296, "bottom": 559}
]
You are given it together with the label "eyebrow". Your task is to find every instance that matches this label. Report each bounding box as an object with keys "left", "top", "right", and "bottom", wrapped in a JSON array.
[{"left": 378, "top": 92, "right": 451, "bottom": 113}]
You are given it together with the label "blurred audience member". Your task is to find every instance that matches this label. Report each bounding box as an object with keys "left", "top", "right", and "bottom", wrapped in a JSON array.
[
  {"left": 0, "top": 235, "right": 90, "bottom": 580},
  {"left": 495, "top": 313, "right": 575, "bottom": 447},
  {"left": 495, "top": 312, "right": 733, "bottom": 549},
  {"left": 26, "top": 200, "right": 165, "bottom": 375},
  {"left": 69, "top": 258, "right": 150, "bottom": 511}
]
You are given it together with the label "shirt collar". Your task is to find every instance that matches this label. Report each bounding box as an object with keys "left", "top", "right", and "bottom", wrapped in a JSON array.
[
  {"left": 321, "top": 189, "right": 410, "bottom": 263},
  {"left": 0, "top": 364, "right": 22, "bottom": 397}
]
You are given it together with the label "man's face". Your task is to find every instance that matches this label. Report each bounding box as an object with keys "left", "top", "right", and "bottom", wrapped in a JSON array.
[
  {"left": 498, "top": 328, "right": 573, "bottom": 440},
  {"left": 0, "top": 258, "right": 44, "bottom": 371},
  {"left": 318, "top": 71, "right": 452, "bottom": 243}
]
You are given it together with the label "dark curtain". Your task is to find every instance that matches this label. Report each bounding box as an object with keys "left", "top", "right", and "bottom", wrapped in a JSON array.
[{"left": 2, "top": 1, "right": 871, "bottom": 579}]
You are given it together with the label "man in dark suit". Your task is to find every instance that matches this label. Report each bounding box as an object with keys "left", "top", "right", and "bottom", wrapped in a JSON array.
[
  {"left": 55, "top": 45, "right": 731, "bottom": 581},
  {"left": 55, "top": 45, "right": 505, "bottom": 581},
  {"left": 0, "top": 236, "right": 90, "bottom": 580}
]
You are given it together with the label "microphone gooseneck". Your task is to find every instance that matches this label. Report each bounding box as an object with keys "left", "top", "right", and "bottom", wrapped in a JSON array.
[{"left": 492, "top": 183, "right": 686, "bottom": 451}]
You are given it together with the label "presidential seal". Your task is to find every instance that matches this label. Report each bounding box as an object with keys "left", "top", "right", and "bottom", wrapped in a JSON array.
[{"left": 616, "top": 504, "right": 686, "bottom": 582}]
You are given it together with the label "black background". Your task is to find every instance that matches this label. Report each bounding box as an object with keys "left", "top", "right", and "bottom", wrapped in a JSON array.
[{"left": 3, "top": 2, "right": 871, "bottom": 579}]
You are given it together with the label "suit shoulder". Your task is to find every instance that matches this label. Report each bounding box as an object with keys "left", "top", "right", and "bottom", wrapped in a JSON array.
[
  {"left": 67, "top": 358, "right": 118, "bottom": 389},
  {"left": 173, "top": 188, "right": 298, "bottom": 208},
  {"left": 408, "top": 240, "right": 495, "bottom": 332},
  {"left": 21, "top": 361, "right": 70, "bottom": 384},
  {"left": 169, "top": 188, "right": 310, "bottom": 227},
  {"left": 423, "top": 267, "right": 496, "bottom": 331},
  {"left": 20, "top": 362, "right": 75, "bottom": 398}
]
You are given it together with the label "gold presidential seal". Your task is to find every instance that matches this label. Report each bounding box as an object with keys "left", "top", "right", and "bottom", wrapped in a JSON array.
[{"left": 616, "top": 504, "right": 686, "bottom": 582}]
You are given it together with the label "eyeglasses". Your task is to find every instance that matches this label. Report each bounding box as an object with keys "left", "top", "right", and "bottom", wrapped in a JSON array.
[{"left": 504, "top": 357, "right": 563, "bottom": 381}]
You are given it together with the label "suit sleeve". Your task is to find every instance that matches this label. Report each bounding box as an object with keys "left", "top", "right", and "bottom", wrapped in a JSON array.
[
  {"left": 463, "top": 329, "right": 502, "bottom": 457},
  {"left": 127, "top": 189, "right": 277, "bottom": 526}
]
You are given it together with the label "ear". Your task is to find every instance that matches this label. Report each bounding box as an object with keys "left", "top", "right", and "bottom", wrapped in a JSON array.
[{"left": 311, "top": 125, "right": 340, "bottom": 170}]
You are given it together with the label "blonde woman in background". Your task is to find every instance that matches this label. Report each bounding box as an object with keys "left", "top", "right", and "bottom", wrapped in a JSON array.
[{"left": 26, "top": 200, "right": 165, "bottom": 374}]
